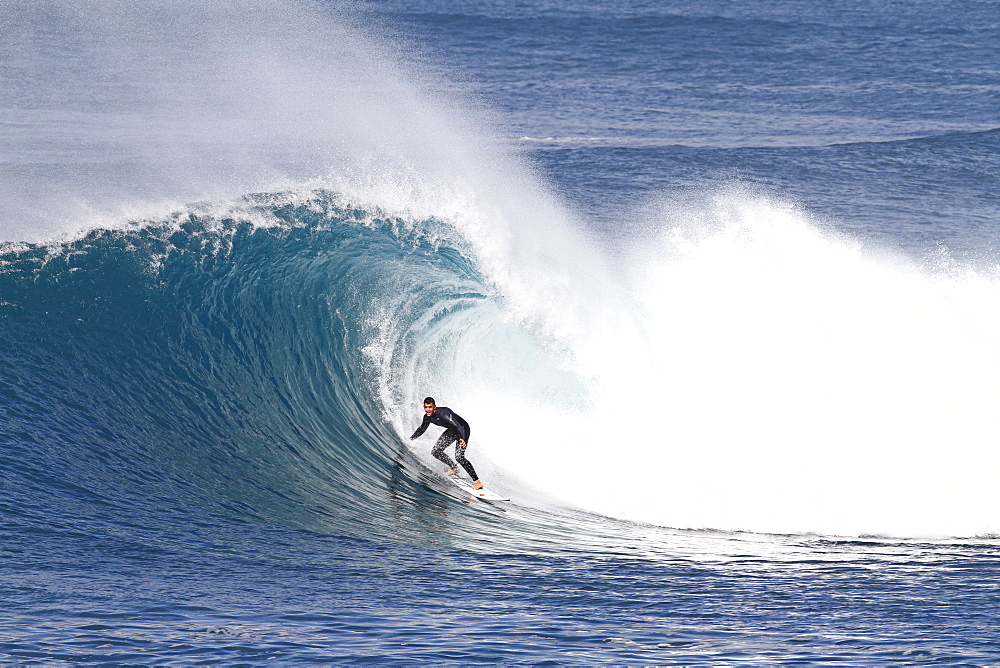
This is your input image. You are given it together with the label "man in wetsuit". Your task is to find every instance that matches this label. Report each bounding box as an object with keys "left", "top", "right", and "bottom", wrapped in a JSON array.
[{"left": 409, "top": 396, "right": 483, "bottom": 490}]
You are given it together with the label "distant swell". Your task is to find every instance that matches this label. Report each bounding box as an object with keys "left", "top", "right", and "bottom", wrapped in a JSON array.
[{"left": 828, "top": 125, "right": 1000, "bottom": 148}]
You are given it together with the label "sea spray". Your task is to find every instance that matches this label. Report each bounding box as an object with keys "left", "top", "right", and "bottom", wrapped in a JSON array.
[{"left": 0, "top": 0, "right": 494, "bottom": 242}]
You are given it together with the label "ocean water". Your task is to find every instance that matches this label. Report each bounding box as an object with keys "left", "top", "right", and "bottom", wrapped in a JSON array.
[{"left": 2, "top": 0, "right": 1000, "bottom": 663}]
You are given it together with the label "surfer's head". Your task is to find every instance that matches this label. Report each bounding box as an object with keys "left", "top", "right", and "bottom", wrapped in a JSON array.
[{"left": 423, "top": 397, "right": 436, "bottom": 416}]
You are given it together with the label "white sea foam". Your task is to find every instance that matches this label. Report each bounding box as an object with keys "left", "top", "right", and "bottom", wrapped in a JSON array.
[
  {"left": 371, "top": 170, "right": 1000, "bottom": 538},
  {"left": 438, "top": 187, "right": 1000, "bottom": 538}
]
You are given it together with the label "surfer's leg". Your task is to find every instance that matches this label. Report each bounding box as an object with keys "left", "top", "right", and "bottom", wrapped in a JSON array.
[
  {"left": 432, "top": 430, "right": 459, "bottom": 473},
  {"left": 454, "top": 442, "right": 479, "bottom": 483}
]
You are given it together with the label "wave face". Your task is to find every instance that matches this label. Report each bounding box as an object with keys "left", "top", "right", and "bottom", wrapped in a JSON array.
[{"left": 0, "top": 198, "right": 481, "bottom": 548}]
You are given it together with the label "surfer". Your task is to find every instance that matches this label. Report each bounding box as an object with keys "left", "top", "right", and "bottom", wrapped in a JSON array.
[{"left": 409, "top": 397, "right": 483, "bottom": 490}]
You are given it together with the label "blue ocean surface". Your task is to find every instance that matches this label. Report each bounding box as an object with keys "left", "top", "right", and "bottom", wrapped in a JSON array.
[{"left": 2, "top": 0, "right": 1000, "bottom": 663}]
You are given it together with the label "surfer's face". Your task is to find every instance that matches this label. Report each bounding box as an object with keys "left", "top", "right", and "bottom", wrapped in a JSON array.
[{"left": 423, "top": 403, "right": 436, "bottom": 416}]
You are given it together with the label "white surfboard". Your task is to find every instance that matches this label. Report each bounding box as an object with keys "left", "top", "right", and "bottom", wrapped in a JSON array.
[{"left": 449, "top": 476, "right": 509, "bottom": 501}]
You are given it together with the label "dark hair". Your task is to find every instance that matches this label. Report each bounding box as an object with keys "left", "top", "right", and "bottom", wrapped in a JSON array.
[{"left": 423, "top": 396, "right": 436, "bottom": 405}]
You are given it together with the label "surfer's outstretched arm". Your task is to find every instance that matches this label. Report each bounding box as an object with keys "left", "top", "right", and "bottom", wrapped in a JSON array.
[{"left": 409, "top": 415, "right": 432, "bottom": 440}]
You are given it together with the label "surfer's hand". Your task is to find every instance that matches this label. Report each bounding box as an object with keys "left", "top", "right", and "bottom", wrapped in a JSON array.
[{"left": 459, "top": 439, "right": 467, "bottom": 448}]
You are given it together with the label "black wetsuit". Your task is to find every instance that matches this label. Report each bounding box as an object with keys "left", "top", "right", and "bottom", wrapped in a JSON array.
[{"left": 410, "top": 407, "right": 479, "bottom": 481}]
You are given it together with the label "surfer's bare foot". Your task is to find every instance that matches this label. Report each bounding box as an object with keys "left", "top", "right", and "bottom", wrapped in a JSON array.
[
  {"left": 472, "top": 480, "right": 483, "bottom": 490},
  {"left": 444, "top": 468, "right": 460, "bottom": 476}
]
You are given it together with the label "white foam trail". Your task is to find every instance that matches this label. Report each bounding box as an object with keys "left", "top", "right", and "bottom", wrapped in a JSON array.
[{"left": 458, "top": 188, "right": 1000, "bottom": 538}]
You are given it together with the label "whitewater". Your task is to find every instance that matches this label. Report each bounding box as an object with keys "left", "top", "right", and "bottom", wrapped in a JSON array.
[{"left": 3, "top": 0, "right": 1000, "bottom": 663}]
